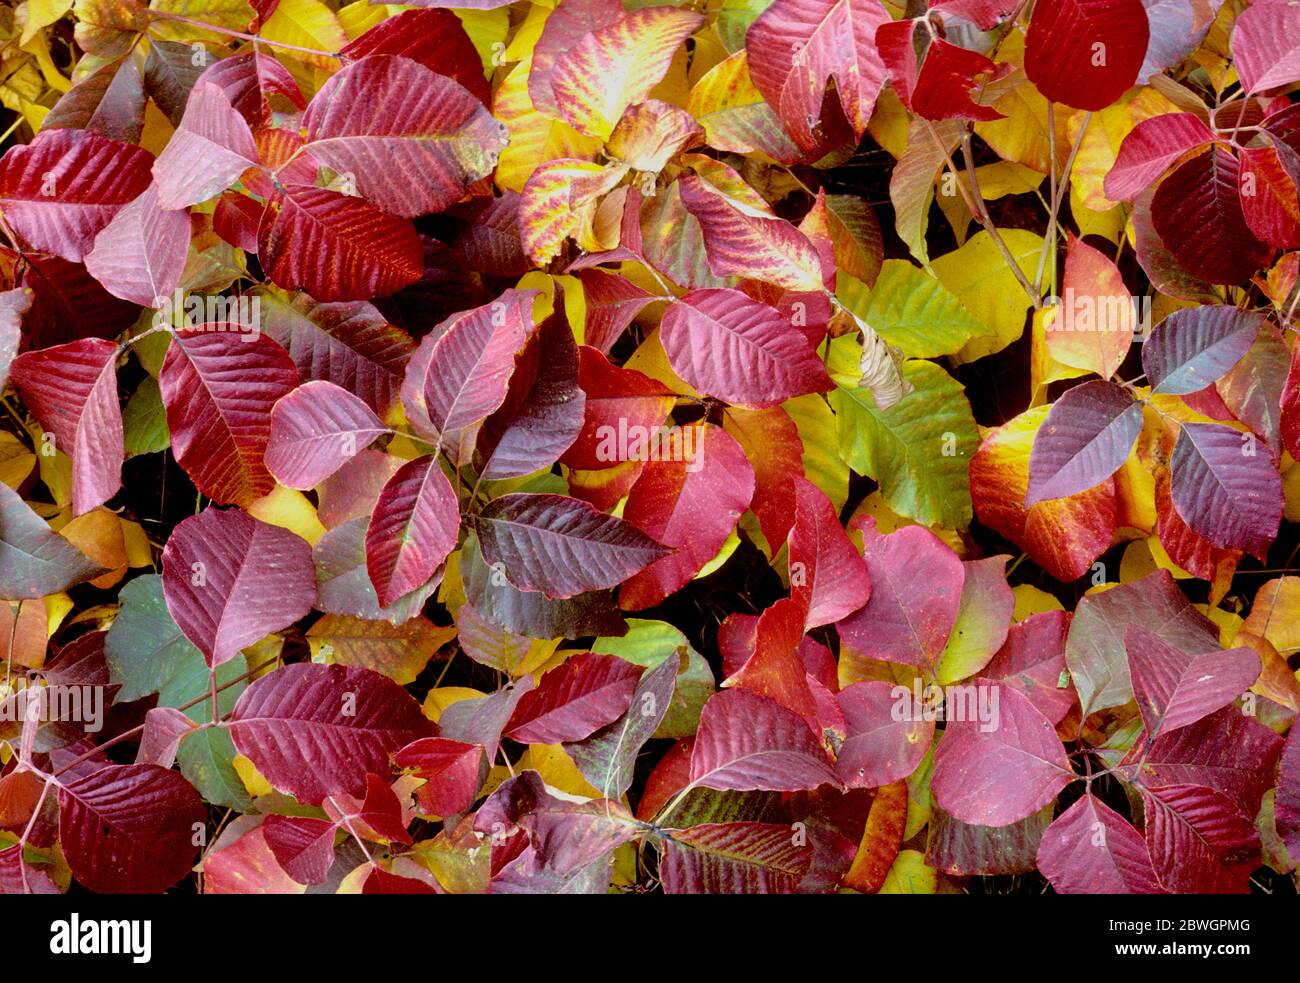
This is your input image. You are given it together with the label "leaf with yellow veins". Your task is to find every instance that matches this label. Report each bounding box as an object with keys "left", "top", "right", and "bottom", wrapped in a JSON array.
[
  {"left": 256, "top": 0, "right": 346, "bottom": 69},
  {"left": 494, "top": 56, "right": 602, "bottom": 194},
  {"left": 520, "top": 159, "right": 628, "bottom": 266}
]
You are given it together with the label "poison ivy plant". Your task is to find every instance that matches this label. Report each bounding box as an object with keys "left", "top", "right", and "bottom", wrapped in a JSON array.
[{"left": 0, "top": 0, "right": 1298, "bottom": 897}]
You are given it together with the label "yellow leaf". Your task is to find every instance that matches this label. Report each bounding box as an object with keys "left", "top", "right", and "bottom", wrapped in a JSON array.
[
  {"left": 120, "top": 518, "right": 154, "bottom": 567},
  {"left": 455, "top": 7, "right": 510, "bottom": 74},
  {"left": 336, "top": 0, "right": 390, "bottom": 39},
  {"left": 878, "top": 849, "right": 938, "bottom": 894},
  {"left": 247, "top": 484, "right": 326, "bottom": 545},
  {"left": 60, "top": 508, "right": 127, "bottom": 589},
  {"left": 22, "top": 0, "right": 74, "bottom": 45},
  {"left": 1243, "top": 578, "right": 1300, "bottom": 655},
  {"left": 494, "top": 56, "right": 601, "bottom": 194},
  {"left": 43, "top": 592, "right": 74, "bottom": 636},
  {"left": 308, "top": 615, "right": 456, "bottom": 685},
  {"left": 0, "top": 432, "right": 36, "bottom": 490},
  {"left": 517, "top": 745, "right": 602, "bottom": 798},
  {"left": 1011, "top": 583, "right": 1064, "bottom": 621},
  {"left": 257, "top": 0, "right": 346, "bottom": 69},
  {"left": 232, "top": 754, "right": 274, "bottom": 797},
  {"left": 935, "top": 228, "right": 1043, "bottom": 363},
  {"left": 422, "top": 686, "right": 484, "bottom": 724}
]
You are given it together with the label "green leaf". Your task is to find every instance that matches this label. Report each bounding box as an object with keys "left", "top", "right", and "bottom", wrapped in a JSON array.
[
  {"left": 122, "top": 376, "right": 170, "bottom": 456},
  {"left": 839, "top": 262, "right": 984, "bottom": 358},
  {"left": 830, "top": 360, "right": 978, "bottom": 529},
  {"left": 593, "top": 619, "right": 689, "bottom": 667},
  {"left": 178, "top": 725, "right": 253, "bottom": 811}
]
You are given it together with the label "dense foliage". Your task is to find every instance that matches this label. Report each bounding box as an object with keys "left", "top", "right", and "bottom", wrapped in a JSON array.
[{"left": 0, "top": 0, "right": 1298, "bottom": 895}]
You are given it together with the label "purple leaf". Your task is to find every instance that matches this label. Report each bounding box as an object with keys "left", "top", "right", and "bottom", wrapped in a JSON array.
[
  {"left": 364, "top": 455, "right": 460, "bottom": 607},
  {"left": 1143, "top": 305, "right": 1263, "bottom": 395},
  {"left": 152, "top": 82, "right": 260, "bottom": 210},
  {"left": 1126, "top": 625, "right": 1261, "bottom": 739},
  {"left": 1169, "top": 421, "right": 1282, "bottom": 558},
  {"left": 1037, "top": 793, "right": 1165, "bottom": 894},
  {"left": 266, "top": 380, "right": 389, "bottom": 490},
  {"left": 1026, "top": 381, "right": 1142, "bottom": 505},
  {"left": 660, "top": 822, "right": 811, "bottom": 893},
  {"left": 84, "top": 183, "right": 190, "bottom": 306},
  {"left": 1141, "top": 783, "right": 1260, "bottom": 893}
]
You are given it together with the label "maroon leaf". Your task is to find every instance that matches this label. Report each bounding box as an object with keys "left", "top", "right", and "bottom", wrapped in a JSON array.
[
  {"left": 364, "top": 455, "right": 461, "bottom": 607},
  {"left": 1126, "top": 625, "right": 1260, "bottom": 739},
  {"left": 266, "top": 381, "right": 389, "bottom": 490},
  {"left": 394, "top": 737, "right": 484, "bottom": 816},
  {"left": 0, "top": 129, "right": 153, "bottom": 262},
  {"left": 83, "top": 183, "right": 191, "bottom": 306},
  {"left": 9, "top": 336, "right": 122, "bottom": 515},
  {"left": 505, "top": 653, "right": 641, "bottom": 745},
  {"left": 1151, "top": 148, "right": 1272, "bottom": 284},
  {"left": 475, "top": 493, "right": 670, "bottom": 600},
  {"left": 228, "top": 663, "right": 435, "bottom": 805},
  {"left": 302, "top": 54, "right": 507, "bottom": 219},
  {"left": 1024, "top": 0, "right": 1149, "bottom": 111},
  {"left": 58, "top": 763, "right": 205, "bottom": 893},
  {"left": 931, "top": 682, "right": 1075, "bottom": 826},
  {"left": 1169, "top": 421, "right": 1282, "bottom": 558},
  {"left": 161, "top": 507, "right": 315, "bottom": 669},
  {"left": 659, "top": 288, "right": 832, "bottom": 406},
  {"left": 575, "top": 268, "right": 655, "bottom": 355},
  {"left": 835, "top": 517, "right": 963, "bottom": 673},
  {"left": 1141, "top": 783, "right": 1259, "bottom": 893},
  {"left": 1104, "top": 112, "right": 1216, "bottom": 201},
  {"left": 1036, "top": 793, "right": 1164, "bottom": 894},
  {"left": 984, "top": 610, "right": 1075, "bottom": 725},
  {"left": 660, "top": 821, "right": 811, "bottom": 893},
  {"left": 340, "top": 9, "right": 490, "bottom": 105},
  {"left": 262, "top": 815, "right": 337, "bottom": 885},
  {"left": 136, "top": 707, "right": 195, "bottom": 769},
  {"left": 43, "top": 55, "right": 146, "bottom": 144},
  {"left": 152, "top": 82, "right": 260, "bottom": 210},
  {"left": 1276, "top": 725, "right": 1300, "bottom": 861},
  {"left": 159, "top": 329, "right": 299, "bottom": 507},
  {"left": 198, "top": 49, "right": 305, "bottom": 129},
  {"left": 1026, "top": 381, "right": 1142, "bottom": 505},
  {"left": 1142, "top": 305, "right": 1263, "bottom": 395},
  {"left": 0, "top": 479, "right": 104, "bottom": 600},
  {"left": 688, "top": 688, "right": 838, "bottom": 793},
  {"left": 833, "top": 680, "right": 933, "bottom": 789},
  {"left": 789, "top": 476, "right": 870, "bottom": 629}
]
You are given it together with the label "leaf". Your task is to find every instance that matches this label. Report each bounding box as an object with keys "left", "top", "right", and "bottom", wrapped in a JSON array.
[
  {"left": 1141, "top": 783, "right": 1260, "bottom": 893},
  {"left": 302, "top": 54, "right": 506, "bottom": 219},
  {"left": 0, "top": 480, "right": 103, "bottom": 600},
  {"left": 927, "top": 804, "right": 1054, "bottom": 875},
  {"left": 745, "top": 0, "right": 890, "bottom": 153},
  {"left": 178, "top": 725, "right": 253, "bottom": 812},
  {"left": 198, "top": 48, "right": 305, "bottom": 129},
  {"left": 1125, "top": 625, "right": 1260, "bottom": 739},
  {"left": 686, "top": 50, "right": 802, "bottom": 165},
  {"left": 307, "top": 613, "right": 455, "bottom": 685},
  {"left": 1237, "top": 144, "right": 1300, "bottom": 249},
  {"left": 83, "top": 183, "right": 190, "bottom": 307},
  {"left": 931, "top": 682, "right": 1074, "bottom": 826},
  {"left": 227, "top": 662, "right": 435, "bottom": 805},
  {"left": 341, "top": 9, "right": 490, "bottom": 105},
  {"left": 1142, "top": 305, "right": 1262, "bottom": 395},
  {"left": 560, "top": 346, "right": 675, "bottom": 471},
  {"left": 1044, "top": 234, "right": 1135, "bottom": 378},
  {"left": 152, "top": 82, "right": 259, "bottom": 210},
  {"left": 660, "top": 821, "right": 811, "bottom": 893},
  {"left": 1066, "top": 569, "right": 1219, "bottom": 716},
  {"left": 266, "top": 381, "right": 388, "bottom": 490},
  {"left": 0, "top": 288, "right": 30, "bottom": 393},
  {"left": 58, "top": 763, "right": 205, "bottom": 893},
  {"left": 565, "top": 654, "right": 678, "bottom": 798},
  {"left": 835, "top": 516, "right": 963, "bottom": 672},
  {"left": 876, "top": 21, "right": 1003, "bottom": 122},
  {"left": 504, "top": 652, "right": 641, "bottom": 744},
  {"left": 364, "top": 455, "right": 460, "bottom": 607},
  {"left": 1103, "top": 111, "right": 1217, "bottom": 201},
  {"left": 158, "top": 329, "right": 299, "bottom": 506},
  {"left": 0, "top": 129, "right": 152, "bottom": 262},
  {"left": 1024, "top": 0, "right": 1149, "bottom": 111},
  {"left": 834, "top": 681, "right": 933, "bottom": 789},
  {"left": 1025, "top": 380, "right": 1142, "bottom": 505},
  {"left": 1277, "top": 725, "right": 1300, "bottom": 861},
  {"left": 984, "top": 610, "right": 1075, "bottom": 725},
  {"left": 620, "top": 424, "right": 755, "bottom": 610},
  {"left": 394, "top": 737, "right": 484, "bottom": 818},
  {"left": 789, "top": 476, "right": 870, "bottom": 629},
  {"left": 843, "top": 780, "right": 908, "bottom": 892},
  {"left": 1152, "top": 148, "right": 1272, "bottom": 285},
  {"left": 1231, "top": 0, "right": 1300, "bottom": 94},
  {"left": 9, "top": 336, "right": 122, "bottom": 515},
  {"left": 258, "top": 184, "right": 423, "bottom": 302},
  {"left": 842, "top": 260, "right": 982, "bottom": 359},
  {"left": 935, "top": 555, "right": 1014, "bottom": 685},
  {"left": 688, "top": 688, "right": 838, "bottom": 793},
  {"left": 1169, "top": 421, "right": 1282, "bottom": 558},
  {"left": 548, "top": 6, "right": 703, "bottom": 140},
  {"left": 1036, "top": 793, "right": 1164, "bottom": 894},
  {"left": 659, "top": 288, "right": 831, "bottom": 406},
  {"left": 678, "top": 172, "right": 828, "bottom": 292},
  {"left": 161, "top": 507, "right": 315, "bottom": 668},
  {"left": 831, "top": 360, "right": 978, "bottom": 529},
  {"left": 475, "top": 492, "right": 670, "bottom": 600},
  {"left": 262, "top": 815, "right": 337, "bottom": 885}
]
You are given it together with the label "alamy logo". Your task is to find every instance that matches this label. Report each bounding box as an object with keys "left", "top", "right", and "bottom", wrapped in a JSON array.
[
  {"left": 593, "top": 418, "right": 704, "bottom": 472},
  {"left": 0, "top": 680, "right": 104, "bottom": 732},
  {"left": 151, "top": 289, "right": 262, "bottom": 341},
  {"left": 1043, "top": 287, "right": 1153, "bottom": 340},
  {"left": 49, "top": 915, "right": 152, "bottom": 963}
]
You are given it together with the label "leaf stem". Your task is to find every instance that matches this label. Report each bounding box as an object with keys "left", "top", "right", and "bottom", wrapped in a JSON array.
[{"left": 148, "top": 10, "right": 342, "bottom": 61}]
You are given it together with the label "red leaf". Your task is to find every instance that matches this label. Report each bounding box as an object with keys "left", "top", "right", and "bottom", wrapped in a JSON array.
[
  {"left": 1285, "top": 340, "right": 1300, "bottom": 461},
  {"left": 877, "top": 21, "right": 1003, "bottom": 121},
  {"left": 228, "top": 663, "right": 435, "bottom": 805},
  {"left": 789, "top": 477, "right": 870, "bottom": 629},
  {"left": 198, "top": 49, "right": 305, "bottom": 129},
  {"left": 659, "top": 288, "right": 832, "bottom": 406},
  {"left": 722, "top": 405, "right": 805, "bottom": 552},
  {"left": 152, "top": 82, "right": 260, "bottom": 210},
  {"left": 262, "top": 815, "right": 337, "bottom": 885},
  {"left": 1238, "top": 143, "right": 1300, "bottom": 248},
  {"left": 1126, "top": 625, "right": 1261, "bottom": 738},
  {"left": 258, "top": 184, "right": 424, "bottom": 302},
  {"left": 1104, "top": 112, "right": 1216, "bottom": 201},
  {"left": 983, "top": 611, "right": 1075, "bottom": 725},
  {"left": 1025, "top": 0, "right": 1149, "bottom": 111},
  {"left": 394, "top": 737, "right": 484, "bottom": 816},
  {"left": 302, "top": 55, "right": 507, "bottom": 218},
  {"left": 689, "top": 688, "right": 838, "bottom": 792},
  {"left": 161, "top": 507, "right": 316, "bottom": 668},
  {"left": 931, "top": 682, "right": 1075, "bottom": 826},
  {"left": 1231, "top": 0, "right": 1300, "bottom": 94},
  {"left": 660, "top": 821, "right": 812, "bottom": 893},
  {"left": 560, "top": 346, "right": 675, "bottom": 471},
  {"left": 475, "top": 493, "right": 671, "bottom": 599},
  {"left": 0, "top": 130, "right": 153, "bottom": 262},
  {"left": 1026, "top": 381, "right": 1143, "bottom": 505},
  {"left": 1141, "top": 783, "right": 1259, "bottom": 893},
  {"left": 58, "top": 763, "right": 205, "bottom": 893},
  {"left": 834, "top": 680, "right": 934, "bottom": 789},
  {"left": 9, "top": 336, "right": 122, "bottom": 515},
  {"left": 266, "top": 381, "right": 389, "bottom": 490},
  {"left": 158, "top": 329, "right": 299, "bottom": 506},
  {"left": 835, "top": 517, "right": 963, "bottom": 673},
  {"left": 575, "top": 269, "right": 655, "bottom": 355},
  {"left": 620, "top": 424, "right": 755, "bottom": 610},
  {"left": 1037, "top": 793, "right": 1164, "bottom": 894},
  {"left": 340, "top": 10, "right": 491, "bottom": 105},
  {"left": 723, "top": 597, "right": 818, "bottom": 722},
  {"left": 83, "top": 183, "right": 190, "bottom": 306},
  {"left": 505, "top": 653, "right": 641, "bottom": 744},
  {"left": 364, "top": 455, "right": 460, "bottom": 607},
  {"left": 1151, "top": 148, "right": 1272, "bottom": 284}
]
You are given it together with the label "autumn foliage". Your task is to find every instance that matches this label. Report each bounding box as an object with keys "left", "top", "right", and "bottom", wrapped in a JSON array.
[{"left": 0, "top": 0, "right": 1299, "bottom": 896}]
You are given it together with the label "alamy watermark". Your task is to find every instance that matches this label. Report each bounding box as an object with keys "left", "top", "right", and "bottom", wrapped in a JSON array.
[
  {"left": 890, "top": 679, "right": 1001, "bottom": 733},
  {"left": 0, "top": 678, "right": 104, "bottom": 733},
  {"left": 593, "top": 418, "right": 704, "bottom": 472},
  {"left": 151, "top": 289, "right": 261, "bottom": 341}
]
